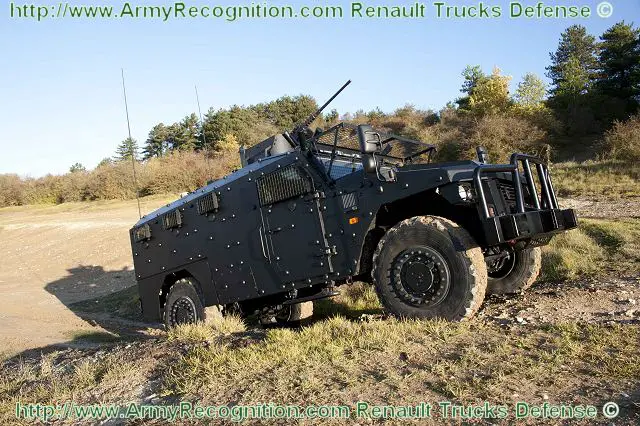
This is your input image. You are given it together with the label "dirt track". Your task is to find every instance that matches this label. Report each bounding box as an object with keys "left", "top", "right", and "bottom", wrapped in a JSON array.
[
  {"left": 0, "top": 198, "right": 171, "bottom": 355},
  {"left": 0, "top": 196, "right": 638, "bottom": 356}
]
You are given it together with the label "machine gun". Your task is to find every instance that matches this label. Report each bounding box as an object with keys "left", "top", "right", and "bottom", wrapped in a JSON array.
[{"left": 241, "top": 80, "right": 352, "bottom": 166}]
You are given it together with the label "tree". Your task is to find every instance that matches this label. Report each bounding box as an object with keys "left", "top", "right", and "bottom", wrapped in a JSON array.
[
  {"left": 69, "top": 163, "right": 86, "bottom": 173},
  {"left": 596, "top": 22, "right": 640, "bottom": 118},
  {"left": 514, "top": 73, "right": 547, "bottom": 109},
  {"left": 143, "top": 123, "right": 172, "bottom": 159},
  {"left": 114, "top": 137, "right": 139, "bottom": 161},
  {"left": 215, "top": 133, "right": 240, "bottom": 153},
  {"left": 546, "top": 25, "right": 598, "bottom": 97},
  {"left": 456, "top": 65, "right": 487, "bottom": 110},
  {"left": 468, "top": 67, "right": 512, "bottom": 115},
  {"left": 254, "top": 95, "right": 318, "bottom": 129},
  {"left": 96, "top": 158, "right": 113, "bottom": 168},
  {"left": 172, "top": 113, "right": 201, "bottom": 151},
  {"left": 324, "top": 108, "right": 339, "bottom": 124}
]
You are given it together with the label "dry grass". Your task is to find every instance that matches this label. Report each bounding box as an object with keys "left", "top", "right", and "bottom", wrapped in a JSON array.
[
  {"left": 551, "top": 160, "right": 640, "bottom": 199},
  {"left": 160, "top": 317, "right": 639, "bottom": 422},
  {"left": 541, "top": 218, "right": 640, "bottom": 281}
]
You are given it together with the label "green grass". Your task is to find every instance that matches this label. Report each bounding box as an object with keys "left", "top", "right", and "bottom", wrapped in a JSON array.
[{"left": 552, "top": 160, "right": 640, "bottom": 199}]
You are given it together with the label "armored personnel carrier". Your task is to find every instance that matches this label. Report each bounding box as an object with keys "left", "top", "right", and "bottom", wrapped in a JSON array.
[{"left": 130, "top": 81, "right": 577, "bottom": 326}]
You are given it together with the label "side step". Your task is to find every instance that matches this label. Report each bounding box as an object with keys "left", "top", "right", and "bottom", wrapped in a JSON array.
[{"left": 283, "top": 288, "right": 340, "bottom": 305}]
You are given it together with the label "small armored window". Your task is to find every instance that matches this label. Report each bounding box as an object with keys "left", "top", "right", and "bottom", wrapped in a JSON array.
[
  {"left": 257, "top": 165, "right": 313, "bottom": 206},
  {"left": 197, "top": 192, "right": 219, "bottom": 215},
  {"left": 133, "top": 223, "right": 151, "bottom": 242},
  {"left": 162, "top": 209, "right": 182, "bottom": 230}
]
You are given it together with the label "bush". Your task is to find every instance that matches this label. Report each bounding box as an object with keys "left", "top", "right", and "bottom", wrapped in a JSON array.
[
  {"left": 0, "top": 151, "right": 240, "bottom": 207},
  {"left": 603, "top": 114, "right": 640, "bottom": 161},
  {"left": 429, "top": 112, "right": 549, "bottom": 163}
]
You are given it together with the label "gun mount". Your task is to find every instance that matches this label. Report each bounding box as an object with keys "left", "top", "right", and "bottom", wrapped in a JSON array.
[{"left": 241, "top": 80, "right": 352, "bottom": 167}]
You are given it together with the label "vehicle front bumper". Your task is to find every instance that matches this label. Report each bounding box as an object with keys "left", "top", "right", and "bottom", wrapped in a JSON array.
[{"left": 481, "top": 208, "right": 578, "bottom": 246}]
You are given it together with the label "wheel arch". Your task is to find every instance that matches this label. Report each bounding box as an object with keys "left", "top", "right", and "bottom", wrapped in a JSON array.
[{"left": 355, "top": 185, "right": 482, "bottom": 279}]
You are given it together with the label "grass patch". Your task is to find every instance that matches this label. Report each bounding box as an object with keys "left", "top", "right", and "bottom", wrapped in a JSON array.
[
  {"left": 66, "top": 330, "right": 122, "bottom": 344},
  {"left": 314, "top": 283, "right": 382, "bottom": 320},
  {"left": 0, "top": 345, "right": 154, "bottom": 424},
  {"left": 162, "top": 318, "right": 639, "bottom": 412},
  {"left": 541, "top": 218, "right": 640, "bottom": 281},
  {"left": 167, "top": 315, "right": 247, "bottom": 343},
  {"left": 552, "top": 160, "right": 640, "bottom": 199},
  {"left": 69, "top": 286, "right": 142, "bottom": 321}
]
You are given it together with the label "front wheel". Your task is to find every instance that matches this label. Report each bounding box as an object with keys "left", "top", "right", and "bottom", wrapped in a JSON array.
[
  {"left": 486, "top": 247, "right": 542, "bottom": 295},
  {"left": 372, "top": 216, "right": 488, "bottom": 321}
]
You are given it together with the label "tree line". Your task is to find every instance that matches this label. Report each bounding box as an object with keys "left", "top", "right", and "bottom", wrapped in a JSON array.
[
  {"left": 106, "top": 21, "right": 638, "bottom": 166},
  {"left": 1, "top": 21, "right": 638, "bottom": 208}
]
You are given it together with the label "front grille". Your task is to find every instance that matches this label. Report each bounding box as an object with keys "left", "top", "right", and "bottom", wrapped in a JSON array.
[
  {"left": 257, "top": 165, "right": 312, "bottom": 206},
  {"left": 498, "top": 182, "right": 516, "bottom": 208}
]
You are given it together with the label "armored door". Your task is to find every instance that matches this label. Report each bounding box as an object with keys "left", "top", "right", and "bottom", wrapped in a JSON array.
[{"left": 257, "top": 164, "right": 333, "bottom": 283}]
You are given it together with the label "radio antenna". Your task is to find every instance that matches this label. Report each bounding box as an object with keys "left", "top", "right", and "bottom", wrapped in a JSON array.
[
  {"left": 121, "top": 68, "right": 142, "bottom": 219},
  {"left": 195, "top": 85, "right": 210, "bottom": 168}
]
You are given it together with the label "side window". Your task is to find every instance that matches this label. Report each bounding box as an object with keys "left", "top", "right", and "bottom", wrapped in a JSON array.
[
  {"left": 257, "top": 165, "right": 313, "bottom": 206},
  {"left": 318, "top": 156, "right": 363, "bottom": 180}
]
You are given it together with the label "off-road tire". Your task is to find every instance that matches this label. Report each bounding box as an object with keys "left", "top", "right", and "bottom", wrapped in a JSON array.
[
  {"left": 372, "top": 216, "right": 488, "bottom": 321},
  {"left": 276, "top": 301, "right": 314, "bottom": 325},
  {"left": 163, "top": 278, "right": 206, "bottom": 328},
  {"left": 486, "top": 247, "right": 541, "bottom": 295}
]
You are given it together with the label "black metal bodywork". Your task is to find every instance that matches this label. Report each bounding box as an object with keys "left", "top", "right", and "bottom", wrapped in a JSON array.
[
  {"left": 130, "top": 130, "right": 576, "bottom": 321},
  {"left": 129, "top": 85, "right": 577, "bottom": 322}
]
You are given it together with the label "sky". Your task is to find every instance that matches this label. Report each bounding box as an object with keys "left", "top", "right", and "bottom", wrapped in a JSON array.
[{"left": 1, "top": 0, "right": 638, "bottom": 177}]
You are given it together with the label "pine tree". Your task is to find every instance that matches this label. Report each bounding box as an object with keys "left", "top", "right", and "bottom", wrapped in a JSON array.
[
  {"left": 546, "top": 25, "right": 598, "bottom": 97},
  {"left": 69, "top": 163, "right": 86, "bottom": 173},
  {"left": 172, "top": 113, "right": 200, "bottom": 151},
  {"left": 596, "top": 22, "right": 640, "bottom": 117},
  {"left": 143, "top": 123, "right": 171, "bottom": 159},
  {"left": 114, "top": 137, "right": 139, "bottom": 161}
]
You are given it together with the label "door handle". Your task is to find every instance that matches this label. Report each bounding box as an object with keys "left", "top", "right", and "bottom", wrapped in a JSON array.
[{"left": 259, "top": 226, "right": 270, "bottom": 260}]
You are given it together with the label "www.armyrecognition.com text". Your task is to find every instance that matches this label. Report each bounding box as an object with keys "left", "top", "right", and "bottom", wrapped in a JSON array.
[
  {"left": 9, "top": 1, "right": 613, "bottom": 22},
  {"left": 15, "top": 400, "right": 620, "bottom": 422}
]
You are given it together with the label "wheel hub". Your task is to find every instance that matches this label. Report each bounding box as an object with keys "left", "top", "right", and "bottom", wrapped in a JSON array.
[
  {"left": 171, "top": 297, "right": 197, "bottom": 325},
  {"left": 487, "top": 250, "right": 516, "bottom": 279},
  {"left": 392, "top": 247, "right": 451, "bottom": 306}
]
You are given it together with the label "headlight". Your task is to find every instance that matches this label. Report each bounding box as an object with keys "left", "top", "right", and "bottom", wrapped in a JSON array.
[{"left": 458, "top": 184, "right": 474, "bottom": 201}]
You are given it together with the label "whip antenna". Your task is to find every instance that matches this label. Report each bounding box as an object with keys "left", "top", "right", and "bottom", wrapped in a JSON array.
[
  {"left": 195, "top": 85, "right": 210, "bottom": 168},
  {"left": 121, "top": 68, "right": 142, "bottom": 219}
]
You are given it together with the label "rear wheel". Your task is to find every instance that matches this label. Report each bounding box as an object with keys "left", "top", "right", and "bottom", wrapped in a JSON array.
[
  {"left": 372, "top": 216, "right": 487, "bottom": 321},
  {"left": 164, "top": 278, "right": 220, "bottom": 327},
  {"left": 486, "top": 247, "right": 541, "bottom": 295}
]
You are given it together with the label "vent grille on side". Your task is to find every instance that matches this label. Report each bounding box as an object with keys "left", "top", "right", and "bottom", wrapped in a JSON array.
[
  {"left": 162, "top": 209, "right": 182, "bottom": 230},
  {"left": 341, "top": 192, "right": 357, "bottom": 211},
  {"left": 257, "top": 165, "right": 312, "bottom": 206},
  {"left": 197, "top": 193, "right": 219, "bottom": 215},
  {"left": 133, "top": 223, "right": 151, "bottom": 242}
]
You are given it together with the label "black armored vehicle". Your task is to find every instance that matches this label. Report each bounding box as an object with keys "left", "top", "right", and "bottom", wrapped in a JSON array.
[{"left": 130, "top": 81, "right": 578, "bottom": 326}]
